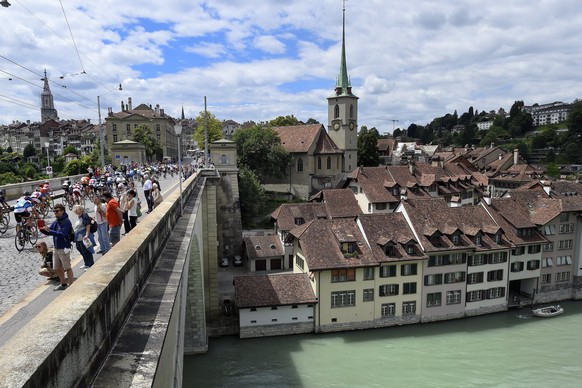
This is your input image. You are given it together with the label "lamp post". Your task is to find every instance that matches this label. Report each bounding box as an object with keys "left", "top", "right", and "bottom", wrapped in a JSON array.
[
  {"left": 44, "top": 141, "right": 51, "bottom": 177},
  {"left": 174, "top": 123, "right": 183, "bottom": 215}
]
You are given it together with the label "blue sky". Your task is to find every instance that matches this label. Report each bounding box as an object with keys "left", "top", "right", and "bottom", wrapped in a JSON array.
[{"left": 1, "top": 0, "right": 582, "bottom": 133}]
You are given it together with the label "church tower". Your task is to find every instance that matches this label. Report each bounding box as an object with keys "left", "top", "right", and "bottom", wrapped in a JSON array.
[
  {"left": 40, "top": 69, "right": 58, "bottom": 123},
  {"left": 327, "top": 3, "right": 358, "bottom": 172}
]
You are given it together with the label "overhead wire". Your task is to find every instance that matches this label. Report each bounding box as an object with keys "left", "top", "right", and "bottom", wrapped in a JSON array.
[{"left": 58, "top": 0, "right": 85, "bottom": 73}]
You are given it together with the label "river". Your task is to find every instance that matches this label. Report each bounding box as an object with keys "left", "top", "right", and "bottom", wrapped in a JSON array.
[{"left": 184, "top": 301, "right": 582, "bottom": 387}]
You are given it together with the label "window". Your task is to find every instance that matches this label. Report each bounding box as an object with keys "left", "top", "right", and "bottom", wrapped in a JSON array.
[
  {"left": 156, "top": 134, "right": 161, "bottom": 141},
  {"left": 467, "top": 290, "right": 484, "bottom": 302},
  {"left": 112, "top": 124, "right": 117, "bottom": 131},
  {"left": 406, "top": 244, "right": 415, "bottom": 254},
  {"left": 326, "top": 157, "right": 331, "bottom": 169},
  {"left": 126, "top": 124, "right": 130, "bottom": 131},
  {"left": 220, "top": 155, "right": 227, "bottom": 164},
  {"left": 250, "top": 308, "right": 257, "bottom": 312},
  {"left": 349, "top": 104, "right": 354, "bottom": 118},
  {"left": 401, "top": 263, "right": 417, "bottom": 276},
  {"left": 542, "top": 258, "right": 553, "bottom": 267},
  {"left": 469, "top": 255, "right": 485, "bottom": 266},
  {"left": 379, "top": 284, "right": 399, "bottom": 296},
  {"left": 559, "top": 223, "right": 574, "bottom": 234},
  {"left": 402, "top": 301, "right": 416, "bottom": 315},
  {"left": 511, "top": 262, "right": 524, "bottom": 272},
  {"left": 426, "top": 292, "right": 441, "bottom": 307},
  {"left": 541, "top": 274, "right": 551, "bottom": 284},
  {"left": 296, "top": 256, "right": 305, "bottom": 271},
  {"left": 446, "top": 290, "right": 462, "bottom": 305},
  {"left": 363, "top": 289, "right": 374, "bottom": 301},
  {"left": 156, "top": 124, "right": 160, "bottom": 131},
  {"left": 317, "top": 157, "right": 322, "bottom": 170},
  {"left": 555, "top": 272, "right": 570, "bottom": 282},
  {"left": 331, "top": 290, "right": 356, "bottom": 308},
  {"left": 543, "top": 243, "right": 554, "bottom": 252},
  {"left": 381, "top": 303, "right": 395, "bottom": 317},
  {"left": 467, "top": 272, "right": 484, "bottom": 284},
  {"left": 448, "top": 253, "right": 466, "bottom": 265},
  {"left": 376, "top": 203, "right": 387, "bottom": 211},
  {"left": 334, "top": 105, "right": 340, "bottom": 119},
  {"left": 543, "top": 225, "right": 556, "bottom": 235},
  {"left": 291, "top": 305, "right": 298, "bottom": 309},
  {"left": 444, "top": 272, "right": 465, "bottom": 284},
  {"left": 341, "top": 242, "right": 357, "bottom": 255},
  {"left": 527, "top": 260, "right": 540, "bottom": 270},
  {"left": 113, "top": 135, "right": 118, "bottom": 142},
  {"left": 380, "top": 265, "right": 396, "bottom": 278},
  {"left": 294, "top": 217, "right": 305, "bottom": 225},
  {"left": 487, "top": 269, "right": 503, "bottom": 281},
  {"left": 363, "top": 267, "right": 374, "bottom": 280},
  {"left": 556, "top": 256, "right": 572, "bottom": 266},
  {"left": 528, "top": 245, "right": 541, "bottom": 254},
  {"left": 560, "top": 213, "right": 570, "bottom": 222},
  {"left": 558, "top": 240, "right": 573, "bottom": 250},
  {"left": 451, "top": 234, "right": 460, "bottom": 244},
  {"left": 403, "top": 282, "right": 417, "bottom": 294},
  {"left": 475, "top": 235, "right": 482, "bottom": 246},
  {"left": 494, "top": 233, "right": 503, "bottom": 244},
  {"left": 424, "top": 273, "right": 443, "bottom": 286},
  {"left": 297, "top": 158, "right": 303, "bottom": 172},
  {"left": 487, "top": 287, "right": 505, "bottom": 299},
  {"left": 271, "top": 306, "right": 278, "bottom": 310},
  {"left": 428, "top": 255, "right": 444, "bottom": 267},
  {"left": 331, "top": 269, "right": 356, "bottom": 282},
  {"left": 512, "top": 246, "right": 525, "bottom": 256},
  {"left": 489, "top": 252, "right": 508, "bottom": 264}
]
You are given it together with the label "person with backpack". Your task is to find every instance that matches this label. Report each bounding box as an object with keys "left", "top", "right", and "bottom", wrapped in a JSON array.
[
  {"left": 41, "top": 203, "right": 74, "bottom": 291},
  {"left": 72, "top": 205, "right": 96, "bottom": 270},
  {"left": 103, "top": 191, "right": 123, "bottom": 246}
]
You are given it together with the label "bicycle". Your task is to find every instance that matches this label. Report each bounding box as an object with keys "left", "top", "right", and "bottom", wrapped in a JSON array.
[
  {"left": 0, "top": 208, "right": 9, "bottom": 235},
  {"left": 15, "top": 217, "right": 39, "bottom": 252}
]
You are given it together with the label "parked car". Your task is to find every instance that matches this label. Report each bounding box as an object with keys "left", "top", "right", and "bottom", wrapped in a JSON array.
[
  {"left": 234, "top": 255, "right": 243, "bottom": 266},
  {"left": 220, "top": 257, "right": 229, "bottom": 267}
]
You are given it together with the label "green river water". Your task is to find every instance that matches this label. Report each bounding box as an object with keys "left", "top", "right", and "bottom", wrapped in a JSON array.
[{"left": 184, "top": 301, "right": 582, "bottom": 387}]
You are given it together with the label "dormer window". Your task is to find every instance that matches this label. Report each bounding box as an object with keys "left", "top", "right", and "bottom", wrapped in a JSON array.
[
  {"left": 384, "top": 244, "right": 395, "bottom": 256},
  {"left": 270, "top": 244, "right": 276, "bottom": 249},
  {"left": 494, "top": 233, "right": 502, "bottom": 244},
  {"left": 452, "top": 234, "right": 460, "bottom": 244},
  {"left": 475, "top": 235, "right": 482, "bottom": 246},
  {"left": 294, "top": 217, "right": 305, "bottom": 225},
  {"left": 255, "top": 245, "right": 261, "bottom": 250},
  {"left": 406, "top": 244, "right": 415, "bottom": 254},
  {"left": 342, "top": 242, "right": 357, "bottom": 254}
]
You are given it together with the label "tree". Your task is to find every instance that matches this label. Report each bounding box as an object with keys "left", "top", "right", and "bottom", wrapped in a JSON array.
[
  {"left": 194, "top": 111, "right": 223, "bottom": 150},
  {"left": 357, "top": 126, "right": 380, "bottom": 167},
  {"left": 62, "top": 145, "right": 79, "bottom": 156},
  {"left": 306, "top": 118, "right": 320, "bottom": 125},
  {"left": 238, "top": 166, "right": 267, "bottom": 227},
  {"left": 269, "top": 115, "right": 301, "bottom": 127},
  {"left": 132, "top": 124, "right": 163, "bottom": 162},
  {"left": 567, "top": 100, "right": 582, "bottom": 138},
  {"left": 392, "top": 128, "right": 402, "bottom": 137},
  {"left": 23, "top": 144, "right": 36, "bottom": 158},
  {"left": 233, "top": 125, "right": 291, "bottom": 179},
  {"left": 546, "top": 162, "right": 560, "bottom": 179},
  {"left": 509, "top": 100, "right": 524, "bottom": 119}
]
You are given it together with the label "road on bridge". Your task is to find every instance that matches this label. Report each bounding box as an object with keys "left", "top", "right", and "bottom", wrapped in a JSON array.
[{"left": 0, "top": 173, "right": 183, "bottom": 346}]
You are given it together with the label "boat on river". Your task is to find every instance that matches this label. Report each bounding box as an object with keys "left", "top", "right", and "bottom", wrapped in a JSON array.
[{"left": 533, "top": 305, "right": 564, "bottom": 318}]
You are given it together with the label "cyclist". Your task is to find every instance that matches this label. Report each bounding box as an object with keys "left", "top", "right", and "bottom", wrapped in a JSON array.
[
  {"left": 14, "top": 192, "right": 38, "bottom": 233},
  {"left": 72, "top": 182, "right": 83, "bottom": 205},
  {"left": 31, "top": 188, "right": 45, "bottom": 214},
  {"left": 80, "top": 175, "right": 91, "bottom": 197},
  {"left": 0, "top": 188, "right": 10, "bottom": 212},
  {"left": 61, "top": 177, "right": 73, "bottom": 202}
]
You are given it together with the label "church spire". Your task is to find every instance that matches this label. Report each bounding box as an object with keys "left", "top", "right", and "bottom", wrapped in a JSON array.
[
  {"left": 334, "top": 1, "right": 355, "bottom": 97},
  {"left": 181, "top": 104, "right": 185, "bottom": 120},
  {"left": 40, "top": 69, "right": 58, "bottom": 123}
]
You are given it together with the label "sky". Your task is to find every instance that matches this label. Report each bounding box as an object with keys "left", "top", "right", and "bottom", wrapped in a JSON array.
[{"left": 1, "top": 0, "right": 582, "bottom": 133}]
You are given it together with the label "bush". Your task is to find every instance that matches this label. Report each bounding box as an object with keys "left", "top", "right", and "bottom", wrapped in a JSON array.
[{"left": 0, "top": 172, "right": 19, "bottom": 185}]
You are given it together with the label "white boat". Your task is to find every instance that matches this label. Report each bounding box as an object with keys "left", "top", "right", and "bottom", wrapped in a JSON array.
[{"left": 533, "top": 305, "right": 564, "bottom": 318}]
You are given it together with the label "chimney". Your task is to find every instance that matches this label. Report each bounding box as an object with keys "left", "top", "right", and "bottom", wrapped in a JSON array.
[
  {"left": 160, "top": 108, "right": 164, "bottom": 116},
  {"left": 128, "top": 97, "right": 132, "bottom": 111},
  {"left": 490, "top": 142, "right": 494, "bottom": 149},
  {"left": 499, "top": 153, "right": 503, "bottom": 160},
  {"left": 542, "top": 181, "right": 551, "bottom": 196},
  {"left": 400, "top": 188, "right": 408, "bottom": 201},
  {"left": 408, "top": 156, "right": 415, "bottom": 175},
  {"left": 121, "top": 100, "right": 124, "bottom": 112},
  {"left": 513, "top": 149, "right": 519, "bottom": 165},
  {"left": 155, "top": 104, "right": 160, "bottom": 116}
]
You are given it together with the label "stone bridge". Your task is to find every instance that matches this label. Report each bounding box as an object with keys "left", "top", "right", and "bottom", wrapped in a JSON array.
[{"left": 0, "top": 154, "right": 242, "bottom": 388}]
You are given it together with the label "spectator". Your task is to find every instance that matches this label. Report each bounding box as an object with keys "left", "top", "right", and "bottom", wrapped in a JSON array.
[
  {"left": 126, "top": 190, "right": 138, "bottom": 229},
  {"left": 73, "top": 205, "right": 95, "bottom": 270},
  {"left": 36, "top": 241, "right": 58, "bottom": 280},
  {"left": 103, "top": 191, "right": 123, "bottom": 246},
  {"left": 143, "top": 175, "right": 153, "bottom": 213},
  {"left": 119, "top": 184, "right": 131, "bottom": 235},
  {"left": 42, "top": 204, "right": 74, "bottom": 291},
  {"left": 152, "top": 183, "right": 163, "bottom": 209},
  {"left": 93, "top": 196, "right": 110, "bottom": 254}
]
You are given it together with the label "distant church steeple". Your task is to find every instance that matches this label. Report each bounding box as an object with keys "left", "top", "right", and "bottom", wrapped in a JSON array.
[
  {"left": 40, "top": 69, "right": 58, "bottom": 123},
  {"left": 327, "top": 2, "right": 359, "bottom": 172},
  {"left": 181, "top": 105, "right": 185, "bottom": 120}
]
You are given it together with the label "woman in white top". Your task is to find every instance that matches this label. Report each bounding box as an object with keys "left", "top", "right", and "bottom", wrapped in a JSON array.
[
  {"left": 93, "top": 196, "right": 110, "bottom": 254},
  {"left": 126, "top": 189, "right": 138, "bottom": 230}
]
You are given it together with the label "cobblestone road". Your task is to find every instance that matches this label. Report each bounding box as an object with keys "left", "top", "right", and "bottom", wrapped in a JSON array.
[{"left": 0, "top": 174, "right": 180, "bottom": 317}]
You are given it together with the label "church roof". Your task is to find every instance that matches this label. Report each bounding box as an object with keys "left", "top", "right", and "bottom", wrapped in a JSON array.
[{"left": 273, "top": 124, "right": 324, "bottom": 153}]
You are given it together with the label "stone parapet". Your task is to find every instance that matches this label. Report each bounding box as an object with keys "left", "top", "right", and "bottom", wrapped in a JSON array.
[{"left": 316, "top": 315, "right": 421, "bottom": 333}]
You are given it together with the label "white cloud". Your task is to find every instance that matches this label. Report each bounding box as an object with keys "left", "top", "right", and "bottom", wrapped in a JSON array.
[{"left": 0, "top": 0, "right": 581, "bottom": 134}]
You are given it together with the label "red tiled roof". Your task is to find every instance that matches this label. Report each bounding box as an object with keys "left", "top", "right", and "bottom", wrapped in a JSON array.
[
  {"left": 309, "top": 189, "right": 362, "bottom": 218},
  {"left": 272, "top": 124, "right": 324, "bottom": 153},
  {"left": 244, "top": 235, "right": 284, "bottom": 259},
  {"left": 234, "top": 273, "right": 317, "bottom": 308}
]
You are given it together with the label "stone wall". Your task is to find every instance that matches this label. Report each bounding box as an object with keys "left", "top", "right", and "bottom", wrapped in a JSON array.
[
  {"left": 240, "top": 322, "right": 314, "bottom": 339},
  {"left": 465, "top": 305, "right": 507, "bottom": 317},
  {"left": 316, "top": 315, "right": 421, "bottom": 333}
]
